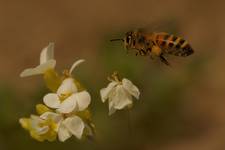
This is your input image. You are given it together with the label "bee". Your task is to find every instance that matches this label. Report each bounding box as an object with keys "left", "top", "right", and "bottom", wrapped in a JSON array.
[{"left": 110, "top": 30, "right": 194, "bottom": 65}]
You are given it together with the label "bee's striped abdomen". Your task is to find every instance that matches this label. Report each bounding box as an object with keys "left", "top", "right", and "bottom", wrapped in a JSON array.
[
  {"left": 179, "top": 41, "right": 194, "bottom": 57},
  {"left": 155, "top": 33, "right": 194, "bottom": 57}
]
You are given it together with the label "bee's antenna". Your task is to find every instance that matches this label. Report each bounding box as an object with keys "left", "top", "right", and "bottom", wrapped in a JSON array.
[{"left": 110, "top": 39, "right": 124, "bottom": 42}]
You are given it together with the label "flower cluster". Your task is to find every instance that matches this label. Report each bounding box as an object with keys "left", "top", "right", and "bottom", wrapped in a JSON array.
[
  {"left": 19, "top": 43, "right": 141, "bottom": 142},
  {"left": 19, "top": 43, "right": 95, "bottom": 142}
]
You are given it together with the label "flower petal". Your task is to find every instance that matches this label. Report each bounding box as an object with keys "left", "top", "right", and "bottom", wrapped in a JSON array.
[
  {"left": 58, "top": 123, "right": 72, "bottom": 142},
  {"left": 74, "top": 91, "right": 91, "bottom": 111},
  {"left": 30, "top": 115, "right": 49, "bottom": 135},
  {"left": 122, "top": 78, "right": 140, "bottom": 99},
  {"left": 69, "top": 59, "right": 85, "bottom": 75},
  {"left": 36, "top": 60, "right": 56, "bottom": 73},
  {"left": 108, "top": 100, "right": 116, "bottom": 115},
  {"left": 111, "top": 85, "right": 133, "bottom": 110},
  {"left": 63, "top": 116, "right": 84, "bottom": 139},
  {"left": 57, "top": 94, "right": 77, "bottom": 113},
  {"left": 30, "top": 115, "right": 43, "bottom": 127},
  {"left": 57, "top": 78, "right": 77, "bottom": 96},
  {"left": 36, "top": 126, "right": 49, "bottom": 135},
  {"left": 40, "top": 112, "right": 62, "bottom": 123},
  {"left": 40, "top": 43, "right": 54, "bottom": 64},
  {"left": 100, "top": 81, "right": 118, "bottom": 103},
  {"left": 20, "top": 60, "right": 56, "bottom": 77},
  {"left": 20, "top": 68, "right": 39, "bottom": 78},
  {"left": 19, "top": 118, "right": 30, "bottom": 130},
  {"left": 43, "top": 93, "right": 60, "bottom": 109}
]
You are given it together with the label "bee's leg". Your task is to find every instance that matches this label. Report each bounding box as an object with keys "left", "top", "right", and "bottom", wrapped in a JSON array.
[
  {"left": 135, "top": 49, "right": 143, "bottom": 56},
  {"left": 135, "top": 52, "right": 139, "bottom": 56},
  {"left": 146, "top": 48, "right": 155, "bottom": 59},
  {"left": 140, "top": 49, "right": 147, "bottom": 56},
  {"left": 160, "top": 54, "right": 170, "bottom": 66},
  {"left": 135, "top": 49, "right": 140, "bottom": 56}
]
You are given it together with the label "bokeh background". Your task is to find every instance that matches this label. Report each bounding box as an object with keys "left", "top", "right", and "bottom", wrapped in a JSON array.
[{"left": 0, "top": 0, "right": 225, "bottom": 150}]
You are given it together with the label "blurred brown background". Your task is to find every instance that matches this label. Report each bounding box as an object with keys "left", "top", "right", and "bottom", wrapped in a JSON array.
[{"left": 0, "top": 0, "right": 225, "bottom": 150}]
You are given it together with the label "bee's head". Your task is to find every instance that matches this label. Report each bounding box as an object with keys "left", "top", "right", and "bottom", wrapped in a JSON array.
[
  {"left": 110, "top": 30, "right": 137, "bottom": 50},
  {"left": 124, "top": 30, "right": 140, "bottom": 50}
]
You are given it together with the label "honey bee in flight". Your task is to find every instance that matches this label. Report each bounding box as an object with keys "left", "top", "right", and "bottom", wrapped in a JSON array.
[{"left": 110, "top": 30, "right": 194, "bottom": 65}]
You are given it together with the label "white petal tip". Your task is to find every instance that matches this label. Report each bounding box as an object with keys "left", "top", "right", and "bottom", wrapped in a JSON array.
[
  {"left": 100, "top": 81, "right": 118, "bottom": 103},
  {"left": 64, "top": 116, "right": 84, "bottom": 139},
  {"left": 122, "top": 78, "right": 140, "bottom": 100},
  {"left": 69, "top": 59, "right": 85, "bottom": 74},
  {"left": 19, "top": 68, "right": 39, "bottom": 77},
  {"left": 19, "top": 60, "right": 56, "bottom": 78},
  {"left": 40, "top": 43, "right": 55, "bottom": 64},
  {"left": 77, "top": 91, "right": 91, "bottom": 111},
  {"left": 43, "top": 93, "right": 60, "bottom": 109}
]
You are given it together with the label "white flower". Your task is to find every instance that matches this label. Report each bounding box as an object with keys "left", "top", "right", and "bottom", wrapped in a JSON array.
[
  {"left": 39, "top": 111, "right": 63, "bottom": 129},
  {"left": 20, "top": 111, "right": 85, "bottom": 142},
  {"left": 20, "top": 43, "right": 56, "bottom": 77},
  {"left": 43, "top": 59, "right": 91, "bottom": 114},
  {"left": 29, "top": 115, "right": 51, "bottom": 134},
  {"left": 58, "top": 116, "right": 85, "bottom": 141},
  {"left": 100, "top": 78, "right": 140, "bottom": 115},
  {"left": 40, "top": 112, "right": 85, "bottom": 142},
  {"left": 19, "top": 111, "right": 63, "bottom": 141}
]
